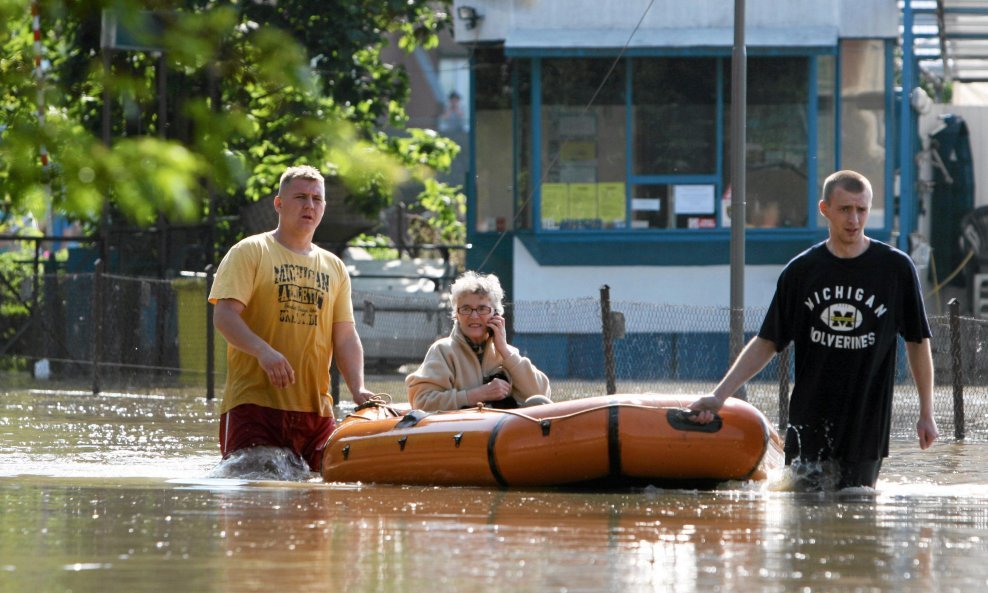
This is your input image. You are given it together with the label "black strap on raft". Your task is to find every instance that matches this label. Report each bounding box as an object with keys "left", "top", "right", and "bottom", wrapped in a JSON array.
[
  {"left": 486, "top": 415, "right": 512, "bottom": 487},
  {"left": 666, "top": 408, "right": 723, "bottom": 433},
  {"left": 607, "top": 404, "right": 622, "bottom": 479}
]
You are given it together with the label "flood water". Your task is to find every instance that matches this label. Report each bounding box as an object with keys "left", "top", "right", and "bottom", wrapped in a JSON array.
[{"left": 2, "top": 387, "right": 988, "bottom": 593}]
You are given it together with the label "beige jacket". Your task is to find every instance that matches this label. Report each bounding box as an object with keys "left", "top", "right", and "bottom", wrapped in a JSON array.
[{"left": 405, "top": 322, "right": 551, "bottom": 411}]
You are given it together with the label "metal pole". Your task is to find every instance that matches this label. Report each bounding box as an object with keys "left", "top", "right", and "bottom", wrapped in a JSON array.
[
  {"left": 899, "top": 0, "right": 916, "bottom": 252},
  {"left": 100, "top": 48, "right": 111, "bottom": 264},
  {"left": 330, "top": 355, "right": 341, "bottom": 405},
  {"left": 600, "top": 284, "right": 617, "bottom": 395},
  {"left": 948, "top": 298, "right": 965, "bottom": 440},
  {"left": 31, "top": 238, "right": 42, "bottom": 376},
  {"left": 31, "top": 2, "right": 53, "bottom": 239},
  {"left": 206, "top": 264, "right": 216, "bottom": 401},
  {"left": 91, "top": 259, "right": 104, "bottom": 395},
  {"left": 729, "top": 0, "right": 747, "bottom": 399},
  {"left": 776, "top": 344, "right": 791, "bottom": 432}
]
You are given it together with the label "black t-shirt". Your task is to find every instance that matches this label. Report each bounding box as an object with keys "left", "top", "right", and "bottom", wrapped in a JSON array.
[{"left": 759, "top": 240, "right": 931, "bottom": 462}]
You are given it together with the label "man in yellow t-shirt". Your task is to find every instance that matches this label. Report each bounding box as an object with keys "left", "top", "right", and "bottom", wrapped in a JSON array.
[{"left": 209, "top": 164, "right": 374, "bottom": 471}]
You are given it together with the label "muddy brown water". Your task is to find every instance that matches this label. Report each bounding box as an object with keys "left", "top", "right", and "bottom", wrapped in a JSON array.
[{"left": 1, "top": 388, "right": 987, "bottom": 593}]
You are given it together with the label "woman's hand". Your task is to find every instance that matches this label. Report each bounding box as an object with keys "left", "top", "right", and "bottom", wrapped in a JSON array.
[
  {"left": 487, "top": 314, "right": 510, "bottom": 356},
  {"left": 468, "top": 377, "right": 511, "bottom": 405}
]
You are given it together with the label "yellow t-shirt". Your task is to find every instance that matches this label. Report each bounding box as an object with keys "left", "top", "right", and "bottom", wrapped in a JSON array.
[{"left": 208, "top": 232, "right": 354, "bottom": 416}]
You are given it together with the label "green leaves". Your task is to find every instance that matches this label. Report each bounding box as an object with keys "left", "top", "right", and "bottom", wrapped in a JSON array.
[{"left": 1, "top": 0, "right": 462, "bottom": 250}]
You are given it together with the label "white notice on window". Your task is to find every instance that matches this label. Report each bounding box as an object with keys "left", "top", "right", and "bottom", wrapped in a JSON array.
[
  {"left": 673, "top": 185, "right": 715, "bottom": 215},
  {"left": 631, "top": 198, "right": 661, "bottom": 212}
]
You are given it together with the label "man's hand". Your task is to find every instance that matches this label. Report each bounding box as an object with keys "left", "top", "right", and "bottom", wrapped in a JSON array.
[
  {"left": 257, "top": 347, "right": 295, "bottom": 389},
  {"left": 352, "top": 388, "right": 375, "bottom": 406},
  {"left": 917, "top": 415, "right": 939, "bottom": 450},
  {"left": 688, "top": 394, "right": 724, "bottom": 424}
]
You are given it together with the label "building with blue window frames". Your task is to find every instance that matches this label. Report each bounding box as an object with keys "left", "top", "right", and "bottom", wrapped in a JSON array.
[
  {"left": 446, "top": 1, "right": 946, "bottom": 380},
  {"left": 450, "top": 0, "right": 921, "bottom": 305}
]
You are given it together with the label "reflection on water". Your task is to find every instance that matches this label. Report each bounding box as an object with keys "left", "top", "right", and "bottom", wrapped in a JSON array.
[{"left": 2, "top": 388, "right": 988, "bottom": 593}]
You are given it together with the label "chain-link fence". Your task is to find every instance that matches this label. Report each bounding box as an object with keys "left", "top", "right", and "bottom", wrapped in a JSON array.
[{"left": 3, "top": 257, "right": 988, "bottom": 441}]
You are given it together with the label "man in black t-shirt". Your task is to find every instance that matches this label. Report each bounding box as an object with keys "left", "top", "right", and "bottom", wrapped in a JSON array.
[{"left": 690, "top": 170, "right": 938, "bottom": 489}]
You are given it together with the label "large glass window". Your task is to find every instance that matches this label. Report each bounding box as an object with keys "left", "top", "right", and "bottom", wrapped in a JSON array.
[
  {"left": 479, "top": 49, "right": 876, "bottom": 235},
  {"left": 633, "top": 58, "right": 717, "bottom": 176},
  {"left": 539, "top": 59, "right": 627, "bottom": 230},
  {"left": 817, "top": 55, "right": 837, "bottom": 207},
  {"left": 839, "top": 39, "right": 886, "bottom": 228},
  {"left": 630, "top": 58, "right": 719, "bottom": 229},
  {"left": 724, "top": 56, "right": 810, "bottom": 229},
  {"left": 475, "top": 48, "right": 521, "bottom": 233},
  {"left": 438, "top": 57, "right": 471, "bottom": 134}
]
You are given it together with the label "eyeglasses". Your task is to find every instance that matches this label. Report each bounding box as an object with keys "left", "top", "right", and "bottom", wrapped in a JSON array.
[{"left": 457, "top": 305, "right": 493, "bottom": 316}]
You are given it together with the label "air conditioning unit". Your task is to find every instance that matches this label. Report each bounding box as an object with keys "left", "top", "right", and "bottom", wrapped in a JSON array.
[{"left": 974, "top": 273, "right": 988, "bottom": 319}]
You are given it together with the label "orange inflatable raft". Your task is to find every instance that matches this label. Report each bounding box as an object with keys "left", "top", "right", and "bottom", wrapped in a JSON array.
[{"left": 322, "top": 394, "right": 784, "bottom": 488}]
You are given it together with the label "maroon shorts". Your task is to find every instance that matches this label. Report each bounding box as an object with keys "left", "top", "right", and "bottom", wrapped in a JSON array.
[{"left": 219, "top": 404, "right": 337, "bottom": 472}]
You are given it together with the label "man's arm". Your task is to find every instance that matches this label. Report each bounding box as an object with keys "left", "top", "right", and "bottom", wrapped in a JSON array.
[
  {"left": 905, "top": 338, "right": 938, "bottom": 449},
  {"left": 689, "top": 336, "right": 778, "bottom": 423},
  {"left": 213, "top": 298, "right": 295, "bottom": 388},
  {"left": 332, "top": 321, "right": 374, "bottom": 405}
]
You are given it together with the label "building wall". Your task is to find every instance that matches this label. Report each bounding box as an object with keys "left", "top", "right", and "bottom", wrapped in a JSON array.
[
  {"left": 380, "top": 30, "right": 467, "bottom": 131},
  {"left": 452, "top": 0, "right": 897, "bottom": 42},
  {"left": 511, "top": 237, "right": 784, "bottom": 321},
  {"left": 457, "top": 0, "right": 904, "bottom": 317}
]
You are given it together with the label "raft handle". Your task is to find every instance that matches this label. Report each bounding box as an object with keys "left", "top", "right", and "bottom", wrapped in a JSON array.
[
  {"left": 453, "top": 432, "right": 463, "bottom": 447},
  {"left": 540, "top": 420, "right": 551, "bottom": 436},
  {"left": 395, "top": 409, "right": 432, "bottom": 428},
  {"left": 666, "top": 408, "right": 723, "bottom": 433},
  {"left": 398, "top": 436, "right": 408, "bottom": 451},
  {"left": 342, "top": 444, "right": 350, "bottom": 460}
]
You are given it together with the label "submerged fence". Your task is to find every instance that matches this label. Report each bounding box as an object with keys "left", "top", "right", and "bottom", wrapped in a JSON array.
[{"left": 3, "top": 257, "right": 988, "bottom": 441}]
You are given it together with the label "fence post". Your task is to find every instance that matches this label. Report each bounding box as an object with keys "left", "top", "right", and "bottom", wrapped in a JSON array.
[
  {"left": 205, "top": 265, "right": 216, "bottom": 401},
  {"left": 600, "top": 284, "right": 617, "bottom": 395},
  {"left": 91, "top": 258, "right": 104, "bottom": 395},
  {"left": 330, "top": 356, "right": 341, "bottom": 405},
  {"left": 949, "top": 298, "right": 965, "bottom": 440},
  {"left": 31, "top": 238, "right": 42, "bottom": 376},
  {"left": 777, "top": 344, "right": 790, "bottom": 432}
]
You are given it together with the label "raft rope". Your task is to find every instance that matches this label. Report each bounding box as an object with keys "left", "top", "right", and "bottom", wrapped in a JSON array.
[
  {"left": 349, "top": 394, "right": 707, "bottom": 427},
  {"left": 349, "top": 393, "right": 404, "bottom": 418},
  {"left": 346, "top": 396, "right": 694, "bottom": 426},
  {"left": 469, "top": 399, "right": 696, "bottom": 426}
]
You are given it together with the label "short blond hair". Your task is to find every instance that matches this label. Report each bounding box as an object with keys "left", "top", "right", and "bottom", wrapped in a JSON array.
[
  {"left": 822, "top": 170, "right": 872, "bottom": 204},
  {"left": 450, "top": 271, "right": 505, "bottom": 317},
  {"left": 279, "top": 165, "right": 324, "bottom": 196}
]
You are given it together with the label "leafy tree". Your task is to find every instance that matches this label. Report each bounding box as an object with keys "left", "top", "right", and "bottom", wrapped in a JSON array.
[{"left": 0, "top": 0, "right": 464, "bottom": 254}]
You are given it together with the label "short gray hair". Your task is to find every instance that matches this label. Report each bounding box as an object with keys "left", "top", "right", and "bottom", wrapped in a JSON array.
[
  {"left": 450, "top": 271, "right": 505, "bottom": 316},
  {"left": 279, "top": 165, "right": 324, "bottom": 196}
]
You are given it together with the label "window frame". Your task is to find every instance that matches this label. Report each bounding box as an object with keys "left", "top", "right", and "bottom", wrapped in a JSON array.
[{"left": 500, "top": 46, "right": 891, "bottom": 237}]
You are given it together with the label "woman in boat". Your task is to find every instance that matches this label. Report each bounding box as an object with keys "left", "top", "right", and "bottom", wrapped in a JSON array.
[{"left": 405, "top": 271, "right": 552, "bottom": 411}]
